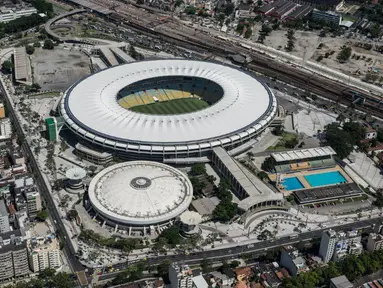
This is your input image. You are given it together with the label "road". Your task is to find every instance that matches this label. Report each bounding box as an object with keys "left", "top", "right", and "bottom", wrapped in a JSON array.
[
  {"left": 98, "top": 216, "right": 383, "bottom": 281},
  {"left": 0, "top": 78, "right": 87, "bottom": 283}
]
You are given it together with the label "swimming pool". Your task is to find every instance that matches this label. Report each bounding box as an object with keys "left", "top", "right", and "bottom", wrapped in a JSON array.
[
  {"left": 305, "top": 171, "right": 346, "bottom": 187},
  {"left": 282, "top": 177, "right": 304, "bottom": 191}
]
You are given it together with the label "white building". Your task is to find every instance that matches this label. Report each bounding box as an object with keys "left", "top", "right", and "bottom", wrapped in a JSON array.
[
  {"left": 0, "top": 7, "right": 38, "bottom": 23},
  {"left": 319, "top": 230, "right": 338, "bottom": 263},
  {"left": 319, "top": 230, "right": 362, "bottom": 262},
  {"left": 28, "top": 235, "right": 61, "bottom": 272},
  {"left": 0, "top": 199, "right": 10, "bottom": 233},
  {"left": 0, "top": 118, "right": 12, "bottom": 141}
]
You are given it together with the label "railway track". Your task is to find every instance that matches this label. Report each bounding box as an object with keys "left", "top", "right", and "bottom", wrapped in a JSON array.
[{"left": 64, "top": 0, "right": 383, "bottom": 117}]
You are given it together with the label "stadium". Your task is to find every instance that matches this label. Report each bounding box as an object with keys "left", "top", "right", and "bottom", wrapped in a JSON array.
[
  {"left": 60, "top": 59, "right": 278, "bottom": 162},
  {"left": 87, "top": 161, "right": 193, "bottom": 233}
]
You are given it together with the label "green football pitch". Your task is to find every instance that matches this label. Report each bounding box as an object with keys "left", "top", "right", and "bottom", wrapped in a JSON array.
[{"left": 130, "top": 98, "right": 209, "bottom": 115}]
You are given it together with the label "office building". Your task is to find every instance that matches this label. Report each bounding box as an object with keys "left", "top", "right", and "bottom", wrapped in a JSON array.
[
  {"left": 0, "top": 118, "right": 12, "bottom": 141},
  {"left": 330, "top": 275, "right": 353, "bottom": 288},
  {"left": 45, "top": 118, "right": 57, "bottom": 141},
  {"left": 0, "top": 230, "right": 29, "bottom": 282},
  {"left": 28, "top": 235, "right": 61, "bottom": 272},
  {"left": 0, "top": 103, "right": 5, "bottom": 119},
  {"left": 0, "top": 199, "right": 10, "bottom": 233},
  {"left": 280, "top": 246, "right": 308, "bottom": 276},
  {"left": 0, "top": 7, "right": 38, "bottom": 23}
]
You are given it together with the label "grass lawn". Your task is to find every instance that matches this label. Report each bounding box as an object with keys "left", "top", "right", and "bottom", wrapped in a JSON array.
[
  {"left": 130, "top": 98, "right": 209, "bottom": 115},
  {"left": 267, "top": 132, "right": 298, "bottom": 151}
]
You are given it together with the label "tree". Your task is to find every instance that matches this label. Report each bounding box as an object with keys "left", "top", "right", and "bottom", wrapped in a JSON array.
[
  {"left": 244, "top": 27, "right": 252, "bottom": 39},
  {"left": 66, "top": 209, "right": 78, "bottom": 220},
  {"left": 337, "top": 46, "right": 352, "bottom": 63},
  {"left": 261, "top": 24, "right": 272, "bottom": 35},
  {"left": 224, "top": 3, "right": 235, "bottom": 16},
  {"left": 371, "top": 137, "right": 378, "bottom": 147},
  {"left": 190, "top": 177, "right": 206, "bottom": 195},
  {"left": 157, "top": 260, "right": 171, "bottom": 276},
  {"left": 185, "top": 6, "right": 197, "bottom": 15},
  {"left": 190, "top": 163, "right": 206, "bottom": 176},
  {"left": 33, "top": 41, "right": 41, "bottom": 48},
  {"left": 157, "top": 225, "right": 181, "bottom": 247},
  {"left": 261, "top": 156, "right": 275, "bottom": 172},
  {"left": 25, "top": 45, "right": 35, "bottom": 55},
  {"left": 213, "top": 200, "right": 237, "bottom": 222},
  {"left": 43, "top": 39, "right": 54, "bottom": 50},
  {"left": 324, "top": 123, "right": 354, "bottom": 159},
  {"left": 200, "top": 258, "right": 210, "bottom": 273},
  {"left": 1, "top": 60, "right": 13, "bottom": 74},
  {"left": 257, "top": 171, "right": 269, "bottom": 181},
  {"left": 36, "top": 210, "right": 48, "bottom": 221},
  {"left": 272, "top": 125, "right": 284, "bottom": 136}
]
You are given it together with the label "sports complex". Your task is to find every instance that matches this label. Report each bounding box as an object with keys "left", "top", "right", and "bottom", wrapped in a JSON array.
[
  {"left": 60, "top": 59, "right": 278, "bottom": 162},
  {"left": 87, "top": 161, "right": 193, "bottom": 232}
]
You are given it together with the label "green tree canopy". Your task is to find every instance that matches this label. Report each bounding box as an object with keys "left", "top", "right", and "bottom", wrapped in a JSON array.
[
  {"left": 36, "top": 210, "right": 48, "bottom": 221},
  {"left": 190, "top": 163, "right": 206, "bottom": 176},
  {"left": 1, "top": 60, "right": 13, "bottom": 74},
  {"left": 43, "top": 39, "right": 54, "bottom": 50}
]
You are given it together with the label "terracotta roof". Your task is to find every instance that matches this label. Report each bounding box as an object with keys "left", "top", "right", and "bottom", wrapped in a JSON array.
[
  {"left": 235, "top": 280, "right": 248, "bottom": 288},
  {"left": 366, "top": 126, "right": 377, "bottom": 133},
  {"left": 367, "top": 143, "right": 383, "bottom": 151},
  {"left": 250, "top": 283, "right": 263, "bottom": 288},
  {"left": 234, "top": 267, "right": 253, "bottom": 279},
  {"left": 275, "top": 271, "right": 284, "bottom": 281}
]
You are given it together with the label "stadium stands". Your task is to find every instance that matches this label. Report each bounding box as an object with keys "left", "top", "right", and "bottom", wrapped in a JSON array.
[{"left": 116, "top": 76, "right": 224, "bottom": 109}]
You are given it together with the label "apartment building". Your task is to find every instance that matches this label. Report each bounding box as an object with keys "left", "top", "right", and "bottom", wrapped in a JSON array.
[
  {"left": 319, "top": 229, "right": 362, "bottom": 262},
  {"left": 28, "top": 235, "right": 61, "bottom": 272},
  {"left": 0, "top": 230, "right": 29, "bottom": 282},
  {"left": 0, "top": 199, "right": 10, "bottom": 233},
  {"left": 280, "top": 245, "right": 309, "bottom": 276}
]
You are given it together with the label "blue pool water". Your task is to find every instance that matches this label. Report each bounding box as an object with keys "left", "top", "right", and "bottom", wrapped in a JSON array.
[
  {"left": 282, "top": 177, "right": 304, "bottom": 191},
  {"left": 305, "top": 171, "right": 346, "bottom": 187}
]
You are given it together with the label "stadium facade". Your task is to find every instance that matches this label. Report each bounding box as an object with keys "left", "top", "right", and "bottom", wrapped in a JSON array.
[{"left": 60, "top": 59, "right": 278, "bottom": 162}]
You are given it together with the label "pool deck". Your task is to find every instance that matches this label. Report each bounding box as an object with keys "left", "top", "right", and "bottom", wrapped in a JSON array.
[{"left": 269, "top": 165, "right": 352, "bottom": 193}]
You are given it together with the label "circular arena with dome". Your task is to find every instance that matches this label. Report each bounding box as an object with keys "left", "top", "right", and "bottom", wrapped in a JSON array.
[
  {"left": 87, "top": 161, "right": 193, "bottom": 229},
  {"left": 60, "top": 59, "right": 278, "bottom": 161}
]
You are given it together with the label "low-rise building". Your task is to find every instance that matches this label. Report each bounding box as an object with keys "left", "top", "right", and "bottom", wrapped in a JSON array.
[
  {"left": 10, "top": 147, "right": 25, "bottom": 166},
  {"left": 13, "top": 176, "right": 41, "bottom": 218},
  {"left": 330, "top": 275, "right": 353, "bottom": 288},
  {"left": 0, "top": 7, "right": 38, "bottom": 23},
  {"left": 312, "top": 9, "right": 341, "bottom": 25},
  {"left": 28, "top": 235, "right": 62, "bottom": 272}
]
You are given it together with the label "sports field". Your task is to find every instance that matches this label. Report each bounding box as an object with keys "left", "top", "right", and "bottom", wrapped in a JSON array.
[{"left": 130, "top": 98, "right": 209, "bottom": 115}]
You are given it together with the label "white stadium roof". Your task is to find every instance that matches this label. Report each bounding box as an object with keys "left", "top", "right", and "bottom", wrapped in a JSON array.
[
  {"left": 61, "top": 60, "right": 277, "bottom": 152},
  {"left": 88, "top": 161, "right": 193, "bottom": 226}
]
